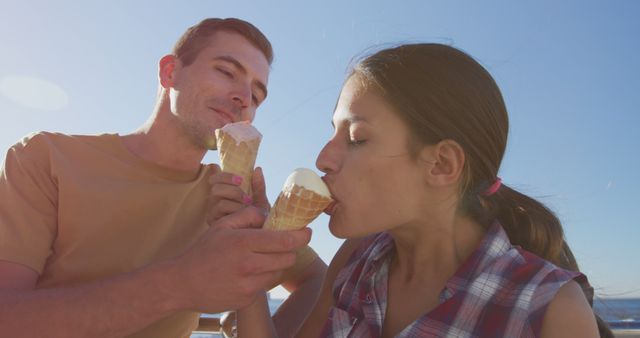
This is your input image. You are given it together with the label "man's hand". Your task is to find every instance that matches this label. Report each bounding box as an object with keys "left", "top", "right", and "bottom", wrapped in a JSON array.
[
  {"left": 207, "top": 166, "right": 270, "bottom": 224},
  {"left": 173, "top": 206, "right": 311, "bottom": 314}
]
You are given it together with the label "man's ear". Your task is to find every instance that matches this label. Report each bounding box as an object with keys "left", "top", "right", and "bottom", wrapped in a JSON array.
[
  {"left": 159, "top": 54, "right": 178, "bottom": 88},
  {"left": 420, "top": 140, "right": 466, "bottom": 187}
]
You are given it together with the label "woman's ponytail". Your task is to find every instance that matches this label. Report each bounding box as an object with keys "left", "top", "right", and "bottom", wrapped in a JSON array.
[{"left": 467, "top": 183, "right": 613, "bottom": 337}]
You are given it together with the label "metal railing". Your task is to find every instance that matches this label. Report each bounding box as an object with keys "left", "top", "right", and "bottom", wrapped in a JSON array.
[{"left": 195, "top": 312, "right": 235, "bottom": 337}]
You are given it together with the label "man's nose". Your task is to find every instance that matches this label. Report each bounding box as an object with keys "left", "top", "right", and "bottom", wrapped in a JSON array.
[
  {"left": 230, "top": 84, "right": 254, "bottom": 121},
  {"left": 230, "top": 83, "right": 252, "bottom": 109}
]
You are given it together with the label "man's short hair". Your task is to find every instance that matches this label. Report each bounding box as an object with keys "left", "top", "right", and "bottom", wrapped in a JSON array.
[{"left": 172, "top": 18, "right": 273, "bottom": 66}]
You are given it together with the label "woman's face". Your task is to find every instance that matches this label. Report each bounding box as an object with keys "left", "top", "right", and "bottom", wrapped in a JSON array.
[{"left": 316, "top": 76, "right": 431, "bottom": 238}]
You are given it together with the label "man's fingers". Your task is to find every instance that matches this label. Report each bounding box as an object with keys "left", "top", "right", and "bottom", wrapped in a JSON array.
[
  {"left": 238, "top": 252, "right": 297, "bottom": 275},
  {"left": 247, "top": 228, "right": 312, "bottom": 253},
  {"left": 206, "top": 200, "right": 247, "bottom": 224},
  {"left": 217, "top": 206, "right": 267, "bottom": 230},
  {"left": 252, "top": 167, "right": 271, "bottom": 211}
]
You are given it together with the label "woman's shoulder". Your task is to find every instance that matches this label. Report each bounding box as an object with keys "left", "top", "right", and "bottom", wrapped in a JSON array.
[
  {"left": 494, "top": 247, "right": 595, "bottom": 336},
  {"left": 508, "top": 247, "right": 588, "bottom": 290},
  {"left": 295, "top": 235, "right": 383, "bottom": 337},
  {"left": 538, "top": 280, "right": 599, "bottom": 338}
]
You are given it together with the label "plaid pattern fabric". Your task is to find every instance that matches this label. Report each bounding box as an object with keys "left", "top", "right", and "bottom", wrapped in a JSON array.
[{"left": 320, "top": 222, "right": 589, "bottom": 338}]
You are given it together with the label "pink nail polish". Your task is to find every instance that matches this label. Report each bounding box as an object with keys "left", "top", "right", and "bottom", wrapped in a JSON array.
[
  {"left": 232, "top": 175, "right": 243, "bottom": 185},
  {"left": 243, "top": 195, "right": 252, "bottom": 204}
]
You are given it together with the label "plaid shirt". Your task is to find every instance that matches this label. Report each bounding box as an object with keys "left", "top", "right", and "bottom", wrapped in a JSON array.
[{"left": 320, "top": 222, "right": 589, "bottom": 338}]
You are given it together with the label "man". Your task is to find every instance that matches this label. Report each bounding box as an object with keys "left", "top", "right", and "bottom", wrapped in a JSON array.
[{"left": 0, "top": 18, "right": 326, "bottom": 338}]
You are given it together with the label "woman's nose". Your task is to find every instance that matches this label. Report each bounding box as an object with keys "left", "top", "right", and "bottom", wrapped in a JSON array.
[{"left": 316, "top": 138, "right": 340, "bottom": 174}]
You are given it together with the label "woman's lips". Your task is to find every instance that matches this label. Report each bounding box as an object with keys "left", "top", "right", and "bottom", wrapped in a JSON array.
[
  {"left": 321, "top": 175, "right": 337, "bottom": 215},
  {"left": 324, "top": 201, "right": 337, "bottom": 216}
]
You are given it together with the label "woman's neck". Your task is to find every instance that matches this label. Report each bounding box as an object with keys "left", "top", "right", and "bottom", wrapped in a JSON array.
[{"left": 388, "top": 213, "right": 485, "bottom": 285}]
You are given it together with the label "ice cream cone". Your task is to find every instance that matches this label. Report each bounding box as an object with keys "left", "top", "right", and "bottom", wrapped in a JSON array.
[
  {"left": 215, "top": 122, "right": 262, "bottom": 195},
  {"left": 263, "top": 168, "right": 333, "bottom": 231}
]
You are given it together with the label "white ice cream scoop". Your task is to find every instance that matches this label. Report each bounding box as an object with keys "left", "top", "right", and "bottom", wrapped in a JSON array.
[{"left": 282, "top": 168, "right": 331, "bottom": 197}]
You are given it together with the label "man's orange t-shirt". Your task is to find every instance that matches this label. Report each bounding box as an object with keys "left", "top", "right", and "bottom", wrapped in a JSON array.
[{"left": 0, "top": 132, "right": 317, "bottom": 337}]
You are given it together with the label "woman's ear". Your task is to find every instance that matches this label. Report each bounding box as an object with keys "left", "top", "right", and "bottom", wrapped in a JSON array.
[
  {"left": 158, "top": 54, "right": 178, "bottom": 89},
  {"left": 420, "top": 140, "right": 465, "bottom": 187}
]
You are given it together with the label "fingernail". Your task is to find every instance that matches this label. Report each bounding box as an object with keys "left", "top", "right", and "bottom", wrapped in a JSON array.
[
  {"left": 232, "top": 175, "right": 243, "bottom": 185},
  {"left": 243, "top": 195, "right": 252, "bottom": 204}
]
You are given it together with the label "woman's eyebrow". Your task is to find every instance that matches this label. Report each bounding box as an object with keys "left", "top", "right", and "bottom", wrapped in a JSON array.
[{"left": 331, "top": 115, "right": 370, "bottom": 128}]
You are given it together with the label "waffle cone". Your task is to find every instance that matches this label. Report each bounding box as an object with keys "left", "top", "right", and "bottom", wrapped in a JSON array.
[
  {"left": 263, "top": 184, "right": 333, "bottom": 231},
  {"left": 215, "top": 128, "right": 261, "bottom": 195}
]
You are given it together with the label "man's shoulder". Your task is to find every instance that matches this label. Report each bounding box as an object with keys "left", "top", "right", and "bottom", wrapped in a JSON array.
[{"left": 12, "top": 131, "right": 117, "bottom": 153}]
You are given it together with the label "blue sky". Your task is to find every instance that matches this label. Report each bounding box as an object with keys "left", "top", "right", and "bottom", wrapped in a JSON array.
[{"left": 1, "top": 0, "right": 638, "bottom": 299}]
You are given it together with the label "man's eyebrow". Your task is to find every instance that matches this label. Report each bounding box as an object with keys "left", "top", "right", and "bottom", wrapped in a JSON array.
[{"left": 214, "top": 55, "right": 268, "bottom": 100}]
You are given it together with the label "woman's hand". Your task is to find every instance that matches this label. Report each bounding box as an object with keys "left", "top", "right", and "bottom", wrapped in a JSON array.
[{"left": 208, "top": 165, "right": 271, "bottom": 225}]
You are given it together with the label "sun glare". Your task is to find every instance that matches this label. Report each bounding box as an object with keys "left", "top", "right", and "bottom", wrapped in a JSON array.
[{"left": 0, "top": 75, "right": 69, "bottom": 111}]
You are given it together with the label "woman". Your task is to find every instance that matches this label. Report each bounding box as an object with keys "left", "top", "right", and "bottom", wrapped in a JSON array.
[{"left": 237, "top": 43, "right": 610, "bottom": 337}]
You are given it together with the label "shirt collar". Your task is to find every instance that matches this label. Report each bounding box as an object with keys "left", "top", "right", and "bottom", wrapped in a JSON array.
[
  {"left": 368, "top": 232, "right": 396, "bottom": 263},
  {"left": 443, "top": 221, "right": 512, "bottom": 296},
  {"left": 360, "top": 222, "right": 513, "bottom": 299}
]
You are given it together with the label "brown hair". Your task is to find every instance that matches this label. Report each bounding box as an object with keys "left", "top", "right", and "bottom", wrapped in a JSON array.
[
  {"left": 352, "top": 43, "right": 612, "bottom": 337},
  {"left": 172, "top": 18, "right": 273, "bottom": 67}
]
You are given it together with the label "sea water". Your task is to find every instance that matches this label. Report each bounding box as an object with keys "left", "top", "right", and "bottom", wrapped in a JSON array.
[{"left": 594, "top": 298, "right": 640, "bottom": 330}]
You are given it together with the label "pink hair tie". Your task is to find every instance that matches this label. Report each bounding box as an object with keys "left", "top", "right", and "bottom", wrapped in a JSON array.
[{"left": 481, "top": 177, "right": 502, "bottom": 197}]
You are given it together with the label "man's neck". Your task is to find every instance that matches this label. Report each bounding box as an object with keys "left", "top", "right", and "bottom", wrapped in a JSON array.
[{"left": 121, "top": 110, "right": 207, "bottom": 173}]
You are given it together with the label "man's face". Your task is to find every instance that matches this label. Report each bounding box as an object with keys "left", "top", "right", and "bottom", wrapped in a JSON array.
[{"left": 167, "top": 31, "right": 270, "bottom": 149}]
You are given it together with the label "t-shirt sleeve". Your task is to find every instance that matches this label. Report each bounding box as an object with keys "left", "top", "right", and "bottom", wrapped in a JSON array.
[
  {"left": 527, "top": 268, "right": 591, "bottom": 336},
  {"left": 0, "top": 134, "right": 58, "bottom": 274},
  {"left": 271, "top": 245, "right": 319, "bottom": 288}
]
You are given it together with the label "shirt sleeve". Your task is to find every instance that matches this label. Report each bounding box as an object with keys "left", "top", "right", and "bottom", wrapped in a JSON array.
[
  {"left": 527, "top": 267, "right": 590, "bottom": 336},
  {"left": 0, "top": 134, "right": 58, "bottom": 274}
]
